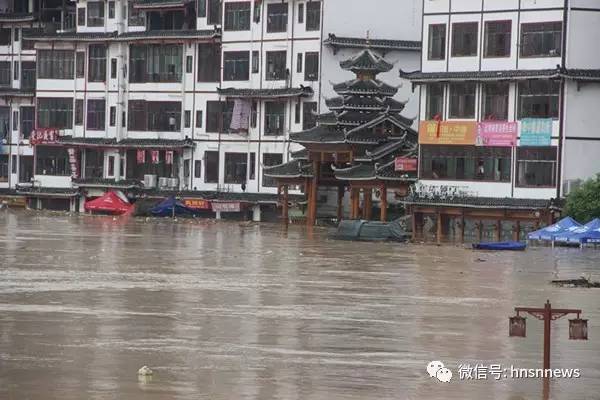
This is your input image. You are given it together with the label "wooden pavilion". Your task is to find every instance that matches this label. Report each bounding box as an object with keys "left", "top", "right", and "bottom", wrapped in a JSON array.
[{"left": 264, "top": 48, "right": 418, "bottom": 225}]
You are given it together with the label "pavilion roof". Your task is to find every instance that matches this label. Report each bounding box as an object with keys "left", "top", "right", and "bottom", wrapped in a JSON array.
[
  {"left": 339, "top": 49, "right": 394, "bottom": 74},
  {"left": 333, "top": 78, "right": 398, "bottom": 97},
  {"left": 333, "top": 160, "right": 417, "bottom": 182},
  {"left": 263, "top": 160, "right": 314, "bottom": 179},
  {"left": 324, "top": 33, "right": 421, "bottom": 52},
  {"left": 325, "top": 95, "right": 406, "bottom": 113}
]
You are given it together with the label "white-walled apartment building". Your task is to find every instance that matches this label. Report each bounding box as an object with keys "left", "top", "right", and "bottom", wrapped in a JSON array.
[
  {"left": 401, "top": 0, "right": 600, "bottom": 205},
  {"left": 3, "top": 0, "right": 423, "bottom": 213}
]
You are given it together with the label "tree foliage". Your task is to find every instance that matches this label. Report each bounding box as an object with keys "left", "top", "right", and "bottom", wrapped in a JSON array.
[{"left": 565, "top": 174, "right": 600, "bottom": 222}]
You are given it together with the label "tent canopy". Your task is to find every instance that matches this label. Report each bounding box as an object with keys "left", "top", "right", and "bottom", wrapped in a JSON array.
[
  {"left": 84, "top": 191, "right": 132, "bottom": 215},
  {"left": 528, "top": 217, "right": 582, "bottom": 241},
  {"left": 566, "top": 218, "right": 600, "bottom": 244},
  {"left": 149, "top": 196, "right": 197, "bottom": 217}
]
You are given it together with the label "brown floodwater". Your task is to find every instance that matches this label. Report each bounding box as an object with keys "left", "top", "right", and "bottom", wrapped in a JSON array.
[{"left": 0, "top": 210, "right": 599, "bottom": 400}]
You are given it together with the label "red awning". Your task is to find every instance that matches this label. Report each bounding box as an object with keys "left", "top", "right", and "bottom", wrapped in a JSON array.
[{"left": 84, "top": 191, "right": 133, "bottom": 215}]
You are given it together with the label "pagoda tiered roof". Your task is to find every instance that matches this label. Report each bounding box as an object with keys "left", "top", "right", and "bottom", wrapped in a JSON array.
[
  {"left": 339, "top": 49, "right": 394, "bottom": 74},
  {"left": 333, "top": 79, "right": 398, "bottom": 96},
  {"left": 325, "top": 96, "right": 406, "bottom": 113}
]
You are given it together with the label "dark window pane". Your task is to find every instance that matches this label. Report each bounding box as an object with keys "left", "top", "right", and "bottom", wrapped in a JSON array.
[
  {"left": 204, "top": 151, "right": 219, "bottom": 183},
  {"left": 223, "top": 51, "right": 250, "bottom": 81},
  {"left": 87, "top": 1, "right": 105, "bottom": 27},
  {"left": 452, "top": 22, "right": 478, "bottom": 57},
  {"left": 520, "top": 22, "right": 562, "bottom": 57},
  {"left": 483, "top": 82, "right": 509, "bottom": 120},
  {"left": 449, "top": 83, "right": 476, "bottom": 119},
  {"left": 428, "top": 24, "right": 446, "bottom": 60},
  {"left": 426, "top": 83, "right": 444, "bottom": 119},
  {"left": 37, "top": 98, "right": 73, "bottom": 129},
  {"left": 224, "top": 2, "right": 251, "bottom": 31},
  {"left": 38, "top": 50, "right": 74, "bottom": 79},
  {"left": 197, "top": 43, "right": 221, "bottom": 82},
  {"left": 302, "top": 101, "right": 317, "bottom": 130},
  {"left": 518, "top": 80, "right": 560, "bottom": 118},
  {"left": 265, "top": 51, "right": 287, "bottom": 80},
  {"left": 88, "top": 44, "right": 107, "bottom": 82},
  {"left": 267, "top": 3, "right": 288, "bottom": 33},
  {"left": 265, "top": 102, "right": 285, "bottom": 135},
  {"left": 86, "top": 99, "right": 106, "bottom": 130},
  {"left": 306, "top": 1, "right": 321, "bottom": 31},
  {"left": 304, "top": 52, "right": 318, "bottom": 81},
  {"left": 516, "top": 147, "right": 557, "bottom": 187},
  {"left": 484, "top": 20, "right": 511, "bottom": 58},
  {"left": 130, "top": 44, "right": 182, "bottom": 83}
]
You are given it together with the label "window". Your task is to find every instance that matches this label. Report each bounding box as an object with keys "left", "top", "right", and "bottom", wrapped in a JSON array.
[
  {"left": 75, "top": 99, "right": 84, "bottom": 125},
  {"left": 304, "top": 52, "right": 318, "bottom": 81},
  {"left": 266, "top": 51, "right": 287, "bottom": 80},
  {"left": 38, "top": 50, "right": 74, "bottom": 79},
  {"left": 296, "top": 53, "right": 303, "bottom": 73},
  {"left": 251, "top": 101, "right": 258, "bottom": 128},
  {"left": 302, "top": 101, "right": 317, "bottom": 130},
  {"left": 87, "top": 2, "right": 105, "bottom": 27},
  {"left": 204, "top": 151, "right": 219, "bottom": 183},
  {"left": 420, "top": 145, "right": 511, "bottom": 182},
  {"left": 306, "top": 1, "right": 321, "bottom": 31},
  {"left": 0, "top": 62, "right": 10, "bottom": 86},
  {"left": 130, "top": 44, "right": 183, "bottom": 83},
  {"left": 186, "top": 55, "right": 193, "bottom": 73},
  {"left": 198, "top": 0, "right": 206, "bottom": 17},
  {"left": 197, "top": 43, "right": 221, "bottom": 82},
  {"left": 77, "top": 7, "right": 86, "bottom": 26},
  {"left": 19, "top": 155, "right": 34, "bottom": 183},
  {"left": 0, "top": 155, "right": 7, "bottom": 181},
  {"left": 426, "top": 83, "right": 444, "bottom": 119},
  {"left": 294, "top": 102, "right": 301, "bottom": 124},
  {"left": 21, "top": 62, "right": 35, "bottom": 91},
  {"left": 298, "top": 3, "right": 304, "bottom": 23},
  {"left": 518, "top": 80, "right": 559, "bottom": 118},
  {"left": 225, "top": 153, "right": 253, "bottom": 184},
  {"left": 484, "top": 20, "right": 511, "bottom": 58},
  {"left": 76, "top": 51, "right": 85, "bottom": 78},
  {"left": 108, "top": 155, "right": 115, "bottom": 177},
  {"left": 108, "top": 1, "right": 115, "bottom": 18},
  {"left": 128, "top": 2, "right": 144, "bottom": 26},
  {"left": 482, "top": 83, "right": 509, "bottom": 120},
  {"left": 428, "top": 24, "right": 446, "bottom": 60},
  {"left": 0, "top": 107, "right": 8, "bottom": 140},
  {"left": 520, "top": 22, "right": 562, "bottom": 57},
  {"left": 37, "top": 98, "right": 73, "bottom": 129},
  {"left": 87, "top": 100, "right": 105, "bottom": 131},
  {"left": 196, "top": 110, "right": 203, "bottom": 127},
  {"left": 267, "top": 3, "right": 288, "bottom": 33},
  {"left": 122, "top": 111, "right": 126, "bottom": 127},
  {"left": 35, "top": 146, "right": 71, "bottom": 176},
  {"left": 110, "top": 106, "right": 116, "bottom": 126},
  {"left": 449, "top": 83, "right": 476, "bottom": 119},
  {"left": 128, "top": 101, "right": 182, "bottom": 131},
  {"left": 110, "top": 58, "right": 117, "bottom": 79},
  {"left": 14, "top": 28, "right": 19, "bottom": 42},
  {"left": 224, "top": 2, "right": 251, "bottom": 31},
  {"left": 88, "top": 44, "right": 106, "bottom": 82},
  {"left": 207, "top": 0, "right": 222, "bottom": 25},
  {"left": 206, "top": 101, "right": 234, "bottom": 133},
  {"left": 517, "top": 147, "right": 557, "bottom": 187},
  {"left": 194, "top": 160, "right": 202, "bottom": 178},
  {"left": 11, "top": 155, "right": 16, "bottom": 174},
  {"left": 84, "top": 149, "right": 104, "bottom": 178},
  {"left": 265, "top": 102, "right": 285, "bottom": 135},
  {"left": 20, "top": 107, "right": 35, "bottom": 139},
  {"left": 13, "top": 61, "right": 18, "bottom": 80},
  {"left": 185, "top": 110, "right": 191, "bottom": 128},
  {"left": 252, "top": 51, "right": 259, "bottom": 73},
  {"left": 452, "top": 22, "right": 478, "bottom": 57},
  {"left": 21, "top": 29, "right": 34, "bottom": 50},
  {"left": 0, "top": 29, "right": 10, "bottom": 46},
  {"left": 12, "top": 110, "right": 18, "bottom": 131},
  {"left": 223, "top": 51, "right": 250, "bottom": 81},
  {"left": 262, "top": 153, "right": 283, "bottom": 187}
]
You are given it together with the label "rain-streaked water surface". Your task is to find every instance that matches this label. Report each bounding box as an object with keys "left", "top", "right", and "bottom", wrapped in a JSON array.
[{"left": 1, "top": 210, "right": 599, "bottom": 400}]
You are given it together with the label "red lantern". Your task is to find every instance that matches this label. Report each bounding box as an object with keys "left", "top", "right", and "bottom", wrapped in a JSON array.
[{"left": 569, "top": 319, "right": 588, "bottom": 340}]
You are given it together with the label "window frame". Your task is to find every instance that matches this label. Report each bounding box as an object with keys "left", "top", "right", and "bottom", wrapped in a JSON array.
[
  {"left": 520, "top": 21, "right": 562, "bottom": 58},
  {"left": 428, "top": 24, "right": 446, "bottom": 60},
  {"left": 223, "top": 51, "right": 250, "bottom": 81},
  {"left": 448, "top": 82, "right": 477, "bottom": 119},
  {"left": 482, "top": 82, "right": 509, "bottom": 121},
  {"left": 517, "top": 79, "right": 560, "bottom": 119},
  {"left": 451, "top": 22, "right": 479, "bottom": 57},
  {"left": 86, "top": 99, "right": 106, "bottom": 131},
  {"left": 484, "top": 20, "right": 512, "bottom": 58},
  {"left": 267, "top": 2, "right": 288, "bottom": 33},
  {"left": 224, "top": 1, "right": 252, "bottom": 31},
  {"left": 516, "top": 146, "right": 558, "bottom": 188}
]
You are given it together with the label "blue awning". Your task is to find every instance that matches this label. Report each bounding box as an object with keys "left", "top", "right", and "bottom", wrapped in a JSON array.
[
  {"left": 563, "top": 218, "right": 600, "bottom": 244},
  {"left": 149, "top": 196, "right": 197, "bottom": 217},
  {"left": 528, "top": 217, "right": 582, "bottom": 241}
]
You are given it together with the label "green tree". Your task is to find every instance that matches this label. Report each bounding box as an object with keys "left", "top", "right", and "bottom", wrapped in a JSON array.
[{"left": 565, "top": 174, "right": 600, "bottom": 222}]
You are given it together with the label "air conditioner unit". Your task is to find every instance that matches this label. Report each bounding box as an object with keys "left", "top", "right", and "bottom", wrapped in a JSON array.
[
  {"left": 563, "top": 179, "right": 582, "bottom": 196},
  {"left": 167, "top": 178, "right": 179, "bottom": 190},
  {"left": 144, "top": 174, "right": 157, "bottom": 188},
  {"left": 158, "top": 177, "right": 169, "bottom": 190}
]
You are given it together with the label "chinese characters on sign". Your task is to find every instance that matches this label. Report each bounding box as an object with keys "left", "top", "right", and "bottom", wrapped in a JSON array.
[
  {"left": 520, "top": 118, "right": 553, "bottom": 146},
  {"left": 211, "top": 201, "right": 242, "bottom": 213},
  {"left": 67, "top": 148, "right": 79, "bottom": 179},
  {"left": 183, "top": 199, "right": 211, "bottom": 210},
  {"left": 394, "top": 157, "right": 417, "bottom": 172},
  {"left": 476, "top": 122, "right": 517, "bottom": 147},
  {"left": 29, "top": 128, "right": 59, "bottom": 145},
  {"left": 419, "top": 121, "right": 477, "bottom": 145}
]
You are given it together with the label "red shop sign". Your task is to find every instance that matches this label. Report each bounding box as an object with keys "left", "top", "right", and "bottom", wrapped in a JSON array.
[{"left": 394, "top": 157, "right": 417, "bottom": 172}]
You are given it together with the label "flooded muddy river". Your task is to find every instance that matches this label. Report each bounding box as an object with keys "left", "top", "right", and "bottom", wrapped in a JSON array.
[{"left": 0, "top": 210, "right": 599, "bottom": 399}]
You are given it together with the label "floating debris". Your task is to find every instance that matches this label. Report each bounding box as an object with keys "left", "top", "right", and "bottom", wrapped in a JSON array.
[
  {"left": 551, "top": 277, "right": 600, "bottom": 288},
  {"left": 137, "top": 366, "right": 153, "bottom": 376}
]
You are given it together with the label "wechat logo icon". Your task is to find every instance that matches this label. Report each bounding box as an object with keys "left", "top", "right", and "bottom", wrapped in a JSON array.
[{"left": 427, "top": 360, "right": 453, "bottom": 383}]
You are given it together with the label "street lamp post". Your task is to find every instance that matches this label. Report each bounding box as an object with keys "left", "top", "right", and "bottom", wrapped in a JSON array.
[{"left": 509, "top": 300, "right": 588, "bottom": 370}]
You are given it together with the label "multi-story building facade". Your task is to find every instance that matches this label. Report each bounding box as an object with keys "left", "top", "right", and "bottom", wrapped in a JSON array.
[
  {"left": 7, "top": 0, "right": 423, "bottom": 215},
  {"left": 402, "top": 0, "right": 600, "bottom": 243}
]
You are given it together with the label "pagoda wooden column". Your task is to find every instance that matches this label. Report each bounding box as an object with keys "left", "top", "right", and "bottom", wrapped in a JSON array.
[
  {"left": 380, "top": 184, "right": 387, "bottom": 222},
  {"left": 307, "top": 160, "right": 320, "bottom": 226},
  {"left": 364, "top": 188, "right": 373, "bottom": 220},
  {"left": 350, "top": 188, "right": 360, "bottom": 219},
  {"left": 282, "top": 184, "right": 289, "bottom": 227},
  {"left": 337, "top": 186, "right": 344, "bottom": 221},
  {"left": 436, "top": 212, "right": 443, "bottom": 244},
  {"left": 513, "top": 221, "right": 521, "bottom": 241},
  {"left": 495, "top": 220, "right": 502, "bottom": 241}
]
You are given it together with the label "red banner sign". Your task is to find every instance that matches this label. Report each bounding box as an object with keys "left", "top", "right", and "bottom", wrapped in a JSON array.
[
  {"left": 183, "top": 198, "right": 211, "bottom": 210},
  {"left": 394, "top": 157, "right": 417, "bottom": 172},
  {"left": 211, "top": 201, "right": 242, "bottom": 213},
  {"left": 136, "top": 149, "right": 146, "bottom": 164},
  {"left": 29, "top": 128, "right": 59, "bottom": 145},
  {"left": 151, "top": 150, "right": 160, "bottom": 164},
  {"left": 476, "top": 121, "right": 518, "bottom": 147}
]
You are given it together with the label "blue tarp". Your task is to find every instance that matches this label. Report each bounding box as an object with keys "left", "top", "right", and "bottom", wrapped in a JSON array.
[
  {"left": 149, "top": 196, "right": 197, "bottom": 217},
  {"left": 527, "top": 217, "right": 582, "bottom": 241},
  {"left": 566, "top": 218, "right": 600, "bottom": 244}
]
